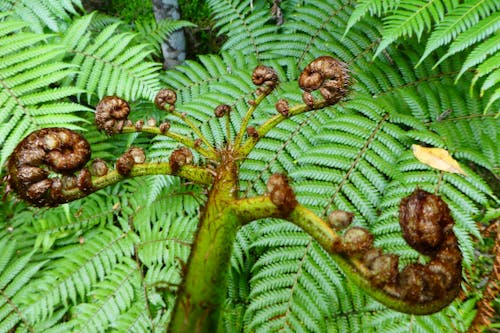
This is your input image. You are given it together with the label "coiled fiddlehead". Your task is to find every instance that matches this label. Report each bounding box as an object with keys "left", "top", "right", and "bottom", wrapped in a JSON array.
[
  {"left": 6, "top": 128, "right": 91, "bottom": 206},
  {"left": 252, "top": 65, "right": 279, "bottom": 95},
  {"left": 95, "top": 96, "right": 131, "bottom": 134},
  {"left": 298, "top": 56, "right": 350, "bottom": 106},
  {"left": 357, "top": 189, "right": 462, "bottom": 304}
]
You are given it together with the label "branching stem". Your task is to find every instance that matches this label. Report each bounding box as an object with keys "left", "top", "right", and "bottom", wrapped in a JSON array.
[
  {"left": 61, "top": 162, "right": 213, "bottom": 202},
  {"left": 121, "top": 125, "right": 217, "bottom": 160},
  {"left": 231, "top": 195, "right": 459, "bottom": 315},
  {"left": 234, "top": 92, "right": 268, "bottom": 148},
  {"left": 170, "top": 110, "right": 217, "bottom": 156},
  {"left": 237, "top": 99, "right": 330, "bottom": 158}
]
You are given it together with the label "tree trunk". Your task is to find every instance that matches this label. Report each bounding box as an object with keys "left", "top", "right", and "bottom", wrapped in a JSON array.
[
  {"left": 151, "top": 0, "right": 186, "bottom": 69},
  {"left": 168, "top": 149, "right": 240, "bottom": 332}
]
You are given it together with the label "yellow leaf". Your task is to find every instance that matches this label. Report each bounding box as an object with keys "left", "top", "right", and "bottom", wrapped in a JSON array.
[{"left": 412, "top": 144, "right": 467, "bottom": 176}]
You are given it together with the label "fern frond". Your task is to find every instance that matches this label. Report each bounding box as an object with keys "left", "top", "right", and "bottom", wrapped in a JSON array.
[
  {"left": 0, "top": 19, "right": 89, "bottom": 166},
  {"left": 0, "top": 0, "right": 82, "bottom": 33},
  {"left": 61, "top": 15, "right": 162, "bottom": 101},
  {"left": 134, "top": 18, "right": 195, "bottom": 56},
  {"left": 374, "top": 0, "right": 459, "bottom": 57},
  {"left": 244, "top": 220, "right": 376, "bottom": 333},
  {"left": 0, "top": 240, "right": 44, "bottom": 333},
  {"left": 456, "top": 35, "right": 500, "bottom": 82},
  {"left": 69, "top": 260, "right": 139, "bottom": 332},
  {"left": 21, "top": 226, "right": 137, "bottom": 322},
  {"left": 346, "top": 0, "right": 401, "bottom": 32},
  {"left": 418, "top": 0, "right": 498, "bottom": 65},
  {"left": 208, "top": 0, "right": 279, "bottom": 59}
]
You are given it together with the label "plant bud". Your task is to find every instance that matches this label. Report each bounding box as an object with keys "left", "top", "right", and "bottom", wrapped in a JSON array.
[
  {"left": 116, "top": 153, "right": 135, "bottom": 176},
  {"left": 215, "top": 104, "right": 231, "bottom": 118},
  {"left": 341, "top": 227, "right": 373, "bottom": 256},
  {"left": 275, "top": 99, "right": 289, "bottom": 117},
  {"left": 327, "top": 210, "right": 354, "bottom": 230},
  {"left": 399, "top": 189, "right": 453, "bottom": 255},
  {"left": 267, "top": 173, "right": 297, "bottom": 214},
  {"left": 155, "top": 88, "right": 177, "bottom": 109},
  {"left": 95, "top": 96, "right": 130, "bottom": 134},
  {"left": 77, "top": 168, "right": 93, "bottom": 192},
  {"left": 159, "top": 122, "right": 170, "bottom": 134},
  {"left": 147, "top": 117, "right": 157, "bottom": 127},
  {"left": 128, "top": 147, "right": 146, "bottom": 164},
  {"left": 90, "top": 159, "right": 108, "bottom": 177}
]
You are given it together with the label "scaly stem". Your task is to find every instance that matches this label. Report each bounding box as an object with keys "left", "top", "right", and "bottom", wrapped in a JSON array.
[
  {"left": 60, "top": 163, "right": 213, "bottom": 202},
  {"left": 231, "top": 196, "right": 459, "bottom": 315},
  {"left": 237, "top": 99, "right": 330, "bottom": 158},
  {"left": 169, "top": 148, "right": 241, "bottom": 332},
  {"left": 225, "top": 111, "right": 232, "bottom": 145},
  {"left": 121, "top": 125, "right": 217, "bottom": 160},
  {"left": 234, "top": 93, "right": 268, "bottom": 148}
]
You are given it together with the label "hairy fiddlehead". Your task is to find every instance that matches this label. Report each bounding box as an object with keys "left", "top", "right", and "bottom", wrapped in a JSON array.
[
  {"left": 328, "top": 188, "right": 462, "bottom": 305},
  {"left": 95, "top": 96, "right": 131, "bottom": 135},
  {"left": 298, "top": 56, "right": 350, "bottom": 106},
  {"left": 6, "top": 128, "right": 91, "bottom": 206}
]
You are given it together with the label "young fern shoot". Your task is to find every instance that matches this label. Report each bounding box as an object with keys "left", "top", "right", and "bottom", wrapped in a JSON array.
[{"left": 4, "top": 56, "right": 463, "bottom": 332}]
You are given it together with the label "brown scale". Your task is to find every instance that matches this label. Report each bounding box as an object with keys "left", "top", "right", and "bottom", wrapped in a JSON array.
[
  {"left": 267, "top": 173, "right": 297, "bottom": 215},
  {"left": 275, "top": 99, "right": 289, "bottom": 117},
  {"left": 252, "top": 65, "right": 279, "bottom": 95},
  {"left": 246, "top": 126, "right": 259, "bottom": 139},
  {"left": 116, "top": 152, "right": 135, "bottom": 176},
  {"left": 214, "top": 104, "right": 231, "bottom": 118},
  {"left": 352, "top": 189, "right": 462, "bottom": 303},
  {"left": 95, "top": 96, "right": 130, "bottom": 135},
  {"left": 7, "top": 128, "right": 91, "bottom": 207},
  {"left": 155, "top": 88, "right": 177, "bottom": 110},
  {"left": 169, "top": 147, "right": 194, "bottom": 173},
  {"left": 298, "top": 56, "right": 350, "bottom": 105}
]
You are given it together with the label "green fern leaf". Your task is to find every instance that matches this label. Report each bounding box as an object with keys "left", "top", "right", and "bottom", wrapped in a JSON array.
[
  {"left": 456, "top": 34, "right": 500, "bottom": 79},
  {"left": 61, "top": 15, "right": 162, "bottom": 101},
  {"left": 418, "top": 0, "right": 498, "bottom": 65},
  {"left": 134, "top": 18, "right": 195, "bottom": 56},
  {"left": 0, "top": 240, "right": 44, "bottom": 333},
  {"left": 70, "top": 261, "right": 138, "bottom": 332},
  {"left": 0, "top": 0, "right": 82, "bottom": 33},
  {"left": 374, "top": 0, "right": 459, "bottom": 57},
  {"left": 346, "top": 0, "right": 401, "bottom": 32},
  {"left": 21, "top": 226, "right": 137, "bottom": 322}
]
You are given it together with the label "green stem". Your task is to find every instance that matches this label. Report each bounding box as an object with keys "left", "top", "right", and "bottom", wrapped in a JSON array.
[
  {"left": 231, "top": 196, "right": 459, "bottom": 315},
  {"left": 121, "top": 126, "right": 217, "bottom": 160},
  {"left": 225, "top": 111, "right": 232, "bottom": 145},
  {"left": 234, "top": 93, "right": 268, "bottom": 148},
  {"left": 171, "top": 110, "right": 217, "bottom": 156},
  {"left": 169, "top": 148, "right": 240, "bottom": 332},
  {"left": 61, "top": 162, "right": 213, "bottom": 202},
  {"left": 237, "top": 99, "right": 330, "bottom": 158}
]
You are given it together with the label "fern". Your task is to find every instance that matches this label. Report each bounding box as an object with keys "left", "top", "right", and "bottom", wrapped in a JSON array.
[
  {"left": 0, "top": 240, "right": 45, "bottom": 333},
  {"left": 374, "top": 0, "right": 459, "bottom": 56},
  {"left": 133, "top": 18, "right": 195, "bottom": 57},
  {"left": 418, "top": 0, "right": 498, "bottom": 64},
  {"left": 0, "top": 0, "right": 83, "bottom": 33},
  {"left": 0, "top": 18, "right": 89, "bottom": 166},
  {"left": 346, "top": 0, "right": 500, "bottom": 110},
  {"left": 61, "top": 15, "right": 162, "bottom": 101},
  {"left": 0, "top": 0, "right": 498, "bottom": 332}
]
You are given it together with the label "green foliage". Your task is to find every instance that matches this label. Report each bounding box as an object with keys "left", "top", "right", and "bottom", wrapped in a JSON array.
[
  {"left": 0, "top": 0, "right": 498, "bottom": 332},
  {"left": 0, "top": 5, "right": 174, "bottom": 166},
  {"left": 346, "top": 0, "right": 500, "bottom": 110}
]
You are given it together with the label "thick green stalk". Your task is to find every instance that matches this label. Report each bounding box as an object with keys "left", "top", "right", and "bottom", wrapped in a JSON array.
[
  {"left": 231, "top": 196, "right": 459, "bottom": 315},
  {"left": 60, "top": 163, "right": 213, "bottom": 202},
  {"left": 169, "top": 148, "right": 241, "bottom": 332}
]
